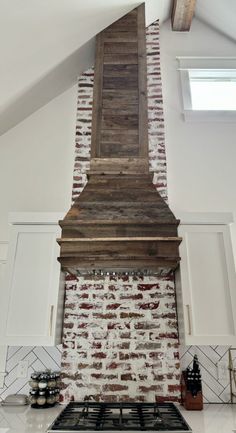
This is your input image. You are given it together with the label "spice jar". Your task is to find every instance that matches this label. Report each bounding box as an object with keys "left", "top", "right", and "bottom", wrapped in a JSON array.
[
  {"left": 46, "top": 389, "right": 56, "bottom": 405},
  {"left": 38, "top": 380, "right": 47, "bottom": 389},
  {"left": 29, "top": 389, "right": 38, "bottom": 405},
  {"left": 29, "top": 379, "right": 39, "bottom": 389},
  {"left": 47, "top": 373, "right": 56, "bottom": 388},
  {"left": 37, "top": 390, "right": 46, "bottom": 406}
]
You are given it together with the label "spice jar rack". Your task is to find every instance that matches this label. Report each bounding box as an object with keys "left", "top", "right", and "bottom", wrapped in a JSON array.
[{"left": 29, "top": 371, "right": 61, "bottom": 408}]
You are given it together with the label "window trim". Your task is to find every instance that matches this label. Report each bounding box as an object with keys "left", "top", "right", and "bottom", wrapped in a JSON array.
[{"left": 177, "top": 57, "right": 236, "bottom": 122}]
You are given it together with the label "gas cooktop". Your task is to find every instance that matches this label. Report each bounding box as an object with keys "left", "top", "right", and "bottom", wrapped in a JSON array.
[{"left": 47, "top": 402, "right": 192, "bottom": 432}]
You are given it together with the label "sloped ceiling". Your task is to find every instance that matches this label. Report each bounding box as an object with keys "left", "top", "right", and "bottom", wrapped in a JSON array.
[{"left": 0, "top": 0, "right": 235, "bottom": 136}]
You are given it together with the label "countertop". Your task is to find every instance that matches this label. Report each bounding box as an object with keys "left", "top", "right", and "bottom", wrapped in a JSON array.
[{"left": 0, "top": 403, "right": 236, "bottom": 433}]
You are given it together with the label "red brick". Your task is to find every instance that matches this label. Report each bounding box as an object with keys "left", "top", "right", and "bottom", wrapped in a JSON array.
[
  {"left": 106, "top": 303, "right": 121, "bottom": 310},
  {"left": 139, "top": 385, "right": 163, "bottom": 392},
  {"left": 65, "top": 302, "right": 77, "bottom": 309},
  {"left": 134, "top": 322, "right": 160, "bottom": 330},
  {"left": 121, "top": 373, "right": 136, "bottom": 381},
  {"left": 138, "top": 302, "right": 160, "bottom": 310},
  {"left": 92, "top": 342, "right": 102, "bottom": 349},
  {"left": 158, "top": 332, "right": 178, "bottom": 339},
  {"left": 119, "top": 332, "right": 131, "bottom": 339},
  {"left": 168, "top": 384, "right": 181, "bottom": 393},
  {"left": 107, "top": 322, "right": 130, "bottom": 330},
  {"left": 103, "top": 384, "right": 128, "bottom": 392},
  {"left": 91, "top": 352, "right": 106, "bottom": 359},
  {"left": 79, "top": 303, "right": 95, "bottom": 309},
  {"left": 117, "top": 342, "right": 130, "bottom": 350},
  {"left": 93, "top": 313, "right": 117, "bottom": 319},
  {"left": 78, "top": 293, "right": 89, "bottom": 299},
  {"left": 137, "top": 284, "right": 159, "bottom": 291},
  {"left": 120, "top": 312, "right": 144, "bottom": 319},
  {"left": 136, "top": 342, "right": 162, "bottom": 350},
  {"left": 138, "top": 374, "right": 148, "bottom": 380},
  {"left": 120, "top": 294, "right": 143, "bottom": 300},
  {"left": 64, "top": 322, "right": 74, "bottom": 329}
]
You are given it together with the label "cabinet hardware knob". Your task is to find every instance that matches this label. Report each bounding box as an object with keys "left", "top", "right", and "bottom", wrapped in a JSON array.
[
  {"left": 49, "top": 305, "right": 54, "bottom": 336},
  {"left": 186, "top": 304, "right": 192, "bottom": 335}
]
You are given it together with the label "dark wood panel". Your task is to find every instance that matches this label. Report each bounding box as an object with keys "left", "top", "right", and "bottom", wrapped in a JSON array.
[
  {"left": 137, "top": 4, "right": 149, "bottom": 158},
  {"left": 103, "top": 54, "right": 138, "bottom": 65},
  {"left": 102, "top": 106, "right": 138, "bottom": 116},
  {"left": 100, "top": 142, "right": 139, "bottom": 157},
  {"left": 101, "top": 130, "right": 138, "bottom": 143},
  {"left": 104, "top": 42, "right": 138, "bottom": 54},
  {"left": 60, "top": 239, "right": 181, "bottom": 258},
  {"left": 78, "top": 189, "right": 164, "bottom": 203},
  {"left": 59, "top": 257, "right": 180, "bottom": 274},
  {"left": 60, "top": 223, "right": 179, "bottom": 239},
  {"left": 102, "top": 89, "right": 138, "bottom": 108},
  {"left": 89, "top": 158, "right": 149, "bottom": 174},
  {"left": 101, "top": 113, "right": 138, "bottom": 130},
  {"left": 103, "top": 76, "right": 138, "bottom": 90},
  {"left": 103, "top": 64, "right": 138, "bottom": 77},
  {"left": 103, "top": 31, "right": 137, "bottom": 42},
  {"left": 90, "top": 33, "right": 104, "bottom": 158}
]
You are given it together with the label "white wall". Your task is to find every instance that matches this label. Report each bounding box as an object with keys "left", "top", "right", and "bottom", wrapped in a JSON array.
[
  {"left": 0, "top": 86, "right": 77, "bottom": 241},
  {"left": 160, "top": 18, "right": 236, "bottom": 258}
]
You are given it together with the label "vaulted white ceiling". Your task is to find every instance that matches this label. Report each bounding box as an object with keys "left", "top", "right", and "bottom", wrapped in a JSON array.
[{"left": 0, "top": 0, "right": 235, "bottom": 135}]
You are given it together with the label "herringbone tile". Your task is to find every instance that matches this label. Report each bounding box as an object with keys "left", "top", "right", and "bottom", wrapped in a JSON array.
[{"left": 0, "top": 345, "right": 62, "bottom": 399}]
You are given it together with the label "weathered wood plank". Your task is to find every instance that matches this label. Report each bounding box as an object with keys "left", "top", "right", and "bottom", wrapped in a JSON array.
[
  {"left": 101, "top": 130, "right": 138, "bottom": 143},
  {"left": 104, "top": 42, "right": 138, "bottom": 54},
  {"left": 103, "top": 64, "right": 138, "bottom": 77},
  {"left": 102, "top": 89, "right": 138, "bottom": 108},
  {"left": 101, "top": 113, "right": 138, "bottom": 130},
  {"left": 103, "top": 54, "right": 138, "bottom": 65},
  {"left": 65, "top": 205, "right": 178, "bottom": 223},
  {"left": 137, "top": 3, "right": 149, "bottom": 157},
  {"left": 89, "top": 157, "right": 149, "bottom": 174},
  {"left": 59, "top": 257, "right": 180, "bottom": 272},
  {"left": 103, "top": 32, "right": 137, "bottom": 42},
  {"left": 103, "top": 76, "right": 138, "bottom": 90},
  {"left": 90, "top": 32, "right": 104, "bottom": 158},
  {"left": 172, "top": 0, "right": 196, "bottom": 31},
  {"left": 100, "top": 142, "right": 139, "bottom": 157},
  {"left": 102, "top": 107, "right": 139, "bottom": 117},
  {"left": 59, "top": 239, "right": 181, "bottom": 258},
  {"left": 60, "top": 224, "right": 179, "bottom": 239}
]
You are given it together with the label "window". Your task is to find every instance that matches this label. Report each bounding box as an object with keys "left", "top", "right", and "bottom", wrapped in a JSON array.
[{"left": 177, "top": 57, "right": 236, "bottom": 121}]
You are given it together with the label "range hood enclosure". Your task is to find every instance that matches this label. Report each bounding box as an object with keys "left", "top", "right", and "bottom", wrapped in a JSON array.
[{"left": 58, "top": 4, "right": 181, "bottom": 275}]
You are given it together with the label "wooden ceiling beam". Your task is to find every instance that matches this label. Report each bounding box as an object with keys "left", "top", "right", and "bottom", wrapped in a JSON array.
[{"left": 171, "top": 0, "right": 196, "bottom": 31}]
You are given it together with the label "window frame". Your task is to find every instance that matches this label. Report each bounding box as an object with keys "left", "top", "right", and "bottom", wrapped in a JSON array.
[{"left": 177, "top": 57, "right": 236, "bottom": 122}]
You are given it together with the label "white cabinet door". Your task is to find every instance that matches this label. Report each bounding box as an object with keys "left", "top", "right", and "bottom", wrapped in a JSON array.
[
  {"left": 176, "top": 224, "right": 236, "bottom": 345},
  {"left": 0, "top": 223, "right": 64, "bottom": 346}
]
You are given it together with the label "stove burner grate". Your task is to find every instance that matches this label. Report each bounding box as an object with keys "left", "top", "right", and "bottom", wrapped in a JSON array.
[{"left": 48, "top": 402, "right": 192, "bottom": 432}]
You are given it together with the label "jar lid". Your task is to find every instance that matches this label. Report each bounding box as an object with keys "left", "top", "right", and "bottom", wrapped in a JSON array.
[
  {"left": 31, "top": 372, "right": 40, "bottom": 380},
  {"left": 39, "top": 373, "right": 50, "bottom": 380}
]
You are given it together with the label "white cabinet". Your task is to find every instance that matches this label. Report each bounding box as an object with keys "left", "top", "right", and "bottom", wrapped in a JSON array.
[
  {"left": 0, "top": 213, "right": 65, "bottom": 346},
  {"left": 176, "top": 214, "right": 236, "bottom": 345}
]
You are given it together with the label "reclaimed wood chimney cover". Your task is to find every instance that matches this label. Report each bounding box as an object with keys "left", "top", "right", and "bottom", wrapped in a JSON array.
[{"left": 58, "top": 4, "right": 181, "bottom": 276}]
